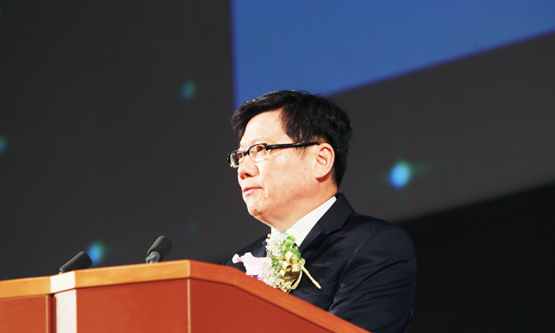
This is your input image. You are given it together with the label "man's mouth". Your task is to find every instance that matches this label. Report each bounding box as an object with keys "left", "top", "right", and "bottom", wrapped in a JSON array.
[{"left": 242, "top": 187, "right": 261, "bottom": 195}]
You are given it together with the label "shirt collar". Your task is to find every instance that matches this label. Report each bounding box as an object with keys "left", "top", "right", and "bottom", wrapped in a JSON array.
[{"left": 271, "top": 196, "right": 337, "bottom": 246}]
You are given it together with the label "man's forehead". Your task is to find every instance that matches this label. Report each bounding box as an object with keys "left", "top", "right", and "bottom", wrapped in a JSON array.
[{"left": 239, "top": 110, "right": 286, "bottom": 147}]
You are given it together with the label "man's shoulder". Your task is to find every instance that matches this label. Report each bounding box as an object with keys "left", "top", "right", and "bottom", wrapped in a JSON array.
[
  {"left": 335, "top": 212, "right": 415, "bottom": 258},
  {"left": 344, "top": 211, "right": 393, "bottom": 229},
  {"left": 343, "top": 211, "right": 409, "bottom": 235},
  {"left": 326, "top": 193, "right": 412, "bottom": 243}
]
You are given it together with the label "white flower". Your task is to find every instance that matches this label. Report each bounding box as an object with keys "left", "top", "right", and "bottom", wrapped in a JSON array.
[
  {"left": 234, "top": 233, "right": 320, "bottom": 292},
  {"left": 232, "top": 252, "right": 269, "bottom": 276},
  {"left": 266, "top": 233, "right": 290, "bottom": 256}
]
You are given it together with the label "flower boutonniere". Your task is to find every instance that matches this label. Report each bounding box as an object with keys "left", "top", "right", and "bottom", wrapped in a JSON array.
[{"left": 233, "top": 233, "right": 321, "bottom": 293}]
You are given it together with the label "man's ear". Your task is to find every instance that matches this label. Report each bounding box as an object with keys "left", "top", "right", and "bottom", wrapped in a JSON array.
[{"left": 313, "top": 143, "right": 335, "bottom": 181}]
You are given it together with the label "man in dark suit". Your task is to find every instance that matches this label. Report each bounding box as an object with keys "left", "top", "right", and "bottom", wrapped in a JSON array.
[{"left": 224, "top": 90, "right": 416, "bottom": 333}]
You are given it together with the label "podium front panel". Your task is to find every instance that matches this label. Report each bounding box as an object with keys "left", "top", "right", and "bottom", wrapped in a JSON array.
[
  {"left": 0, "top": 294, "right": 52, "bottom": 333},
  {"left": 189, "top": 279, "right": 333, "bottom": 333},
  {"left": 71, "top": 279, "right": 188, "bottom": 333}
]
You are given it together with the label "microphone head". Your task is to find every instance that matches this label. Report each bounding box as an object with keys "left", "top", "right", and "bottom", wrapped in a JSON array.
[
  {"left": 146, "top": 236, "right": 172, "bottom": 263},
  {"left": 59, "top": 251, "right": 92, "bottom": 274}
]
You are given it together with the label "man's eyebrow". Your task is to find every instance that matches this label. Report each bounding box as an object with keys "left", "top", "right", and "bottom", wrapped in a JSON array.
[{"left": 239, "top": 138, "right": 267, "bottom": 149}]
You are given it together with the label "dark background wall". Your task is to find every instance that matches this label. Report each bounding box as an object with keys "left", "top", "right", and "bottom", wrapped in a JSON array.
[
  {"left": 402, "top": 183, "right": 554, "bottom": 332},
  {"left": 0, "top": 2, "right": 553, "bottom": 332}
]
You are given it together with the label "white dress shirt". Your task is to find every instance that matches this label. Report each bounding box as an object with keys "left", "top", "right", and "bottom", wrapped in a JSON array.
[{"left": 271, "top": 196, "right": 337, "bottom": 246}]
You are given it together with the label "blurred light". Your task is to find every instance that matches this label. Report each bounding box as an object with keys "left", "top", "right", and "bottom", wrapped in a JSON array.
[
  {"left": 0, "top": 137, "right": 6, "bottom": 155},
  {"left": 180, "top": 81, "right": 196, "bottom": 101},
  {"left": 389, "top": 161, "right": 412, "bottom": 189},
  {"left": 86, "top": 241, "right": 106, "bottom": 266}
]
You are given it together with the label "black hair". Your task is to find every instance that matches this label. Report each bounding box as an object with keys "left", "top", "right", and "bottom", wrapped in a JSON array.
[{"left": 232, "top": 90, "right": 352, "bottom": 186}]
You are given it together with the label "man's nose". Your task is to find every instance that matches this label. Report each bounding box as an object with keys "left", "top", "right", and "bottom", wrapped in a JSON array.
[{"left": 238, "top": 156, "right": 258, "bottom": 179}]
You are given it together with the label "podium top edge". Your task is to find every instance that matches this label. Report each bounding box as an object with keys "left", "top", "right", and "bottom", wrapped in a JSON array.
[
  {"left": 0, "top": 275, "right": 51, "bottom": 299},
  {"left": 51, "top": 259, "right": 202, "bottom": 293}
]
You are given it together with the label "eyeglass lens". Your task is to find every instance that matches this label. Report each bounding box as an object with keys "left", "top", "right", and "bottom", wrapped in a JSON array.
[{"left": 230, "top": 144, "right": 267, "bottom": 167}]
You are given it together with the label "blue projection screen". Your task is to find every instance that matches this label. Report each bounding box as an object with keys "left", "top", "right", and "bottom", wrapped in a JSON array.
[{"left": 231, "top": 1, "right": 555, "bottom": 106}]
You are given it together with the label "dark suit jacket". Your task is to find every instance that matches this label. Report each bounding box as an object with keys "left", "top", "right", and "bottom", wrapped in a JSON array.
[{"left": 224, "top": 193, "right": 416, "bottom": 333}]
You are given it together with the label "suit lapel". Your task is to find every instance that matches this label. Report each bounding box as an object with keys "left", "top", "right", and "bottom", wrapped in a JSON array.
[
  {"left": 253, "top": 239, "right": 267, "bottom": 257},
  {"left": 298, "top": 193, "right": 354, "bottom": 263}
]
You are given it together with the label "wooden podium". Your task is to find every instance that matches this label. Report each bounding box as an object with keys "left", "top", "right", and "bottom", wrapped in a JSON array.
[
  {"left": 0, "top": 260, "right": 368, "bottom": 333},
  {"left": 0, "top": 275, "right": 52, "bottom": 332}
]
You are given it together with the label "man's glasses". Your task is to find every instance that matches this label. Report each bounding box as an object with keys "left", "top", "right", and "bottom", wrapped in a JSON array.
[{"left": 227, "top": 142, "right": 319, "bottom": 168}]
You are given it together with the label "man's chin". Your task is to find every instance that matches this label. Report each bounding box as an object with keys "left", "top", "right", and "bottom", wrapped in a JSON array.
[
  {"left": 246, "top": 204, "right": 267, "bottom": 222},
  {"left": 247, "top": 206, "right": 263, "bottom": 219}
]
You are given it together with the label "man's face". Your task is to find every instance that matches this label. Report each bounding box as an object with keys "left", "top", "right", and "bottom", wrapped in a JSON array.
[{"left": 237, "top": 110, "right": 315, "bottom": 228}]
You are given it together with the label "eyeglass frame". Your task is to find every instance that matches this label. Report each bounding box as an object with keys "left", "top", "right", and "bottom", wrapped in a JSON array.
[{"left": 227, "top": 142, "right": 319, "bottom": 168}]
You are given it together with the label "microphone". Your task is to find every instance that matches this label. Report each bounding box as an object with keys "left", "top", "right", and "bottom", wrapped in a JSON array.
[
  {"left": 145, "top": 236, "right": 172, "bottom": 263},
  {"left": 59, "top": 251, "right": 92, "bottom": 274}
]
